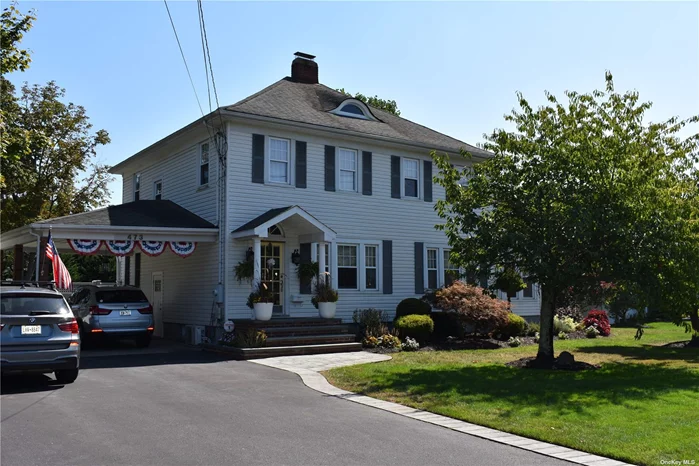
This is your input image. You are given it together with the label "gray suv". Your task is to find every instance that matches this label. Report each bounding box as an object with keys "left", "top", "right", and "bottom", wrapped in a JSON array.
[
  {"left": 69, "top": 285, "right": 154, "bottom": 347},
  {"left": 0, "top": 283, "right": 81, "bottom": 384}
]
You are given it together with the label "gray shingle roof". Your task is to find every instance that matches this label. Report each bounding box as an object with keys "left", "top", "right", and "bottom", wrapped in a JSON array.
[
  {"left": 225, "top": 78, "right": 490, "bottom": 156},
  {"left": 34, "top": 200, "right": 216, "bottom": 229},
  {"left": 232, "top": 206, "right": 293, "bottom": 233}
]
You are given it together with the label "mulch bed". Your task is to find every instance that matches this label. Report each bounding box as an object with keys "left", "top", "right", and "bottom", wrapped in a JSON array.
[{"left": 505, "top": 356, "right": 600, "bottom": 371}]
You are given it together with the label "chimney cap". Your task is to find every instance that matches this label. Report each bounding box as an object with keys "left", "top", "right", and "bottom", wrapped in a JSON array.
[{"left": 294, "top": 52, "right": 316, "bottom": 60}]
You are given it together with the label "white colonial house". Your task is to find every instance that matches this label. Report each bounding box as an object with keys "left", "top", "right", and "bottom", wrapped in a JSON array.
[{"left": 1, "top": 53, "right": 540, "bottom": 342}]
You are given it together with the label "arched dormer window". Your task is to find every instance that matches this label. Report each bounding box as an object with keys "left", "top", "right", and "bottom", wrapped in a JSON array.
[
  {"left": 268, "top": 224, "right": 284, "bottom": 236},
  {"left": 329, "top": 99, "right": 378, "bottom": 121}
]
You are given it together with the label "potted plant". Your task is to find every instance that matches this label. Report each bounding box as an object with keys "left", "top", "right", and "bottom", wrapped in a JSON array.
[
  {"left": 246, "top": 280, "right": 274, "bottom": 321},
  {"left": 311, "top": 272, "right": 339, "bottom": 318}
]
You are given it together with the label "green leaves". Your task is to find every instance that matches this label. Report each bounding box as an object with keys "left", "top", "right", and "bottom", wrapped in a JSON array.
[{"left": 335, "top": 88, "right": 401, "bottom": 116}]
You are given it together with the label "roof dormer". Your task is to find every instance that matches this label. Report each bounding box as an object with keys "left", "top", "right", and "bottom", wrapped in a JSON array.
[{"left": 329, "top": 99, "right": 378, "bottom": 121}]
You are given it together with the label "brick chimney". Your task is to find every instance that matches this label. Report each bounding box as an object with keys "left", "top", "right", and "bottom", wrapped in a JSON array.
[{"left": 291, "top": 52, "right": 318, "bottom": 84}]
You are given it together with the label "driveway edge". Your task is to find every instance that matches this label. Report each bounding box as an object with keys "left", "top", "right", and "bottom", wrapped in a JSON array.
[{"left": 252, "top": 355, "right": 634, "bottom": 466}]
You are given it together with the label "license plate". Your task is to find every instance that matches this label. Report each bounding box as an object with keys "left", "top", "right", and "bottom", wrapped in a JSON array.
[
  {"left": 120, "top": 310, "right": 131, "bottom": 316},
  {"left": 21, "top": 325, "right": 41, "bottom": 335}
]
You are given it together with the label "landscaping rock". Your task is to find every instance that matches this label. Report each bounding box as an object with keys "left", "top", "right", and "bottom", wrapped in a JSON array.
[
  {"left": 505, "top": 354, "right": 600, "bottom": 371},
  {"left": 555, "top": 351, "right": 575, "bottom": 369}
]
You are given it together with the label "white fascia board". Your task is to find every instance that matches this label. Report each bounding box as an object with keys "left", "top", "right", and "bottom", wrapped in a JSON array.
[{"left": 29, "top": 224, "right": 219, "bottom": 243}]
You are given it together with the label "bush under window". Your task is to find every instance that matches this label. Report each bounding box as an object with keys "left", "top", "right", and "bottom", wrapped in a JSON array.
[
  {"left": 500, "top": 313, "right": 528, "bottom": 338},
  {"left": 394, "top": 314, "right": 434, "bottom": 343},
  {"left": 432, "top": 281, "right": 510, "bottom": 336},
  {"left": 395, "top": 297, "right": 432, "bottom": 319}
]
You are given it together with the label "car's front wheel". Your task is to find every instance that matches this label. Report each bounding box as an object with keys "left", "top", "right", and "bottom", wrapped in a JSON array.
[{"left": 55, "top": 369, "right": 79, "bottom": 384}]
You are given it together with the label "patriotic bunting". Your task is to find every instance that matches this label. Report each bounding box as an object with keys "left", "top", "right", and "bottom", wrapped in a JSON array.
[
  {"left": 105, "top": 240, "right": 136, "bottom": 256},
  {"left": 67, "top": 239, "right": 103, "bottom": 255},
  {"left": 138, "top": 241, "right": 167, "bottom": 257},
  {"left": 168, "top": 241, "right": 196, "bottom": 257}
]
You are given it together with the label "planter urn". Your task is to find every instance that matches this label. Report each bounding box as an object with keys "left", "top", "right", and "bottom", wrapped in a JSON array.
[
  {"left": 253, "top": 302, "right": 273, "bottom": 321},
  {"left": 318, "top": 302, "right": 337, "bottom": 319}
]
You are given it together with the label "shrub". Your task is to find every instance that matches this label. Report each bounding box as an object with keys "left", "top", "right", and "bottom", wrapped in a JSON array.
[
  {"left": 585, "top": 326, "right": 600, "bottom": 338},
  {"left": 555, "top": 305, "right": 584, "bottom": 322},
  {"left": 353, "top": 308, "right": 388, "bottom": 338},
  {"left": 557, "top": 331, "right": 569, "bottom": 340},
  {"left": 362, "top": 335, "right": 379, "bottom": 348},
  {"left": 431, "top": 312, "right": 465, "bottom": 340},
  {"left": 433, "top": 281, "right": 510, "bottom": 336},
  {"left": 394, "top": 314, "right": 434, "bottom": 343},
  {"left": 507, "top": 336, "right": 522, "bottom": 347},
  {"left": 526, "top": 322, "right": 540, "bottom": 336},
  {"left": 534, "top": 332, "right": 540, "bottom": 343},
  {"left": 377, "top": 334, "right": 401, "bottom": 349},
  {"left": 501, "top": 313, "right": 528, "bottom": 338},
  {"left": 395, "top": 298, "right": 432, "bottom": 319},
  {"left": 554, "top": 315, "right": 577, "bottom": 334},
  {"left": 583, "top": 310, "right": 611, "bottom": 336},
  {"left": 401, "top": 336, "right": 420, "bottom": 351},
  {"left": 234, "top": 328, "right": 267, "bottom": 348}
]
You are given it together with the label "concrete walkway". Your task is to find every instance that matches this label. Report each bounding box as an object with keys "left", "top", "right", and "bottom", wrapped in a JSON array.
[{"left": 252, "top": 352, "right": 633, "bottom": 466}]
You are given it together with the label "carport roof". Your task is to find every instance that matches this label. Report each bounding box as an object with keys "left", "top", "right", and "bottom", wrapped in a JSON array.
[{"left": 34, "top": 200, "right": 216, "bottom": 229}]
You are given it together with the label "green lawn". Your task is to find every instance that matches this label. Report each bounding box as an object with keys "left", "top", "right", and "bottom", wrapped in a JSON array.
[{"left": 325, "top": 323, "right": 698, "bottom": 466}]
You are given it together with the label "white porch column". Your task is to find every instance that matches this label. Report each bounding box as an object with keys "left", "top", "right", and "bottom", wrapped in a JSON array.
[
  {"left": 318, "top": 242, "right": 326, "bottom": 275},
  {"left": 253, "top": 237, "right": 262, "bottom": 282}
]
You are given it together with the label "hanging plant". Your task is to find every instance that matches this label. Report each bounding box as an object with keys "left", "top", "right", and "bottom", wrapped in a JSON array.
[
  {"left": 234, "top": 260, "right": 254, "bottom": 284},
  {"left": 296, "top": 261, "right": 319, "bottom": 283}
]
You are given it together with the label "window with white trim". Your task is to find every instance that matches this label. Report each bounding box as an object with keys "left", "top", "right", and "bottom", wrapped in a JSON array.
[
  {"left": 522, "top": 282, "right": 533, "bottom": 298},
  {"left": 335, "top": 241, "right": 381, "bottom": 291},
  {"left": 329, "top": 100, "right": 377, "bottom": 121},
  {"left": 403, "top": 158, "right": 419, "bottom": 198},
  {"left": 269, "top": 137, "right": 290, "bottom": 184},
  {"left": 133, "top": 173, "right": 141, "bottom": 201},
  {"left": 153, "top": 180, "right": 162, "bottom": 200},
  {"left": 338, "top": 148, "right": 358, "bottom": 192},
  {"left": 337, "top": 245, "right": 358, "bottom": 289},
  {"left": 426, "top": 248, "right": 438, "bottom": 289},
  {"left": 444, "top": 250, "right": 459, "bottom": 286},
  {"left": 200, "top": 143, "right": 210, "bottom": 186}
]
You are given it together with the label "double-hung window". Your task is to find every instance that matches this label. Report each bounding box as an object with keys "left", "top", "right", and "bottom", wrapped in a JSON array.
[
  {"left": 522, "top": 282, "right": 534, "bottom": 298},
  {"left": 444, "top": 250, "right": 459, "bottom": 286},
  {"left": 426, "top": 248, "right": 439, "bottom": 289},
  {"left": 200, "top": 143, "right": 210, "bottom": 186},
  {"left": 338, "top": 148, "right": 357, "bottom": 192},
  {"left": 424, "top": 246, "right": 461, "bottom": 289},
  {"left": 403, "top": 158, "right": 419, "bottom": 198},
  {"left": 269, "top": 137, "right": 290, "bottom": 183},
  {"left": 337, "top": 245, "right": 358, "bottom": 289},
  {"left": 336, "top": 241, "right": 381, "bottom": 291},
  {"left": 154, "top": 180, "right": 162, "bottom": 200},
  {"left": 133, "top": 173, "right": 141, "bottom": 201}
]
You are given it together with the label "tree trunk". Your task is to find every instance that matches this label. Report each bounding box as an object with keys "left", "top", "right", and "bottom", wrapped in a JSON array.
[
  {"left": 688, "top": 307, "right": 699, "bottom": 348},
  {"left": 536, "top": 285, "right": 556, "bottom": 367}
]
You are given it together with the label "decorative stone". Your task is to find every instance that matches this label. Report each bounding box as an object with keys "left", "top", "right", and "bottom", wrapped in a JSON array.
[{"left": 556, "top": 351, "right": 575, "bottom": 368}]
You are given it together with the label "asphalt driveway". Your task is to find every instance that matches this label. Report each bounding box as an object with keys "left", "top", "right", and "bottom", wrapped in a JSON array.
[{"left": 1, "top": 344, "right": 571, "bottom": 466}]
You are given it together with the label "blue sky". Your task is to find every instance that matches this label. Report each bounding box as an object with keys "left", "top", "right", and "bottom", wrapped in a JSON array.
[{"left": 8, "top": 1, "right": 699, "bottom": 204}]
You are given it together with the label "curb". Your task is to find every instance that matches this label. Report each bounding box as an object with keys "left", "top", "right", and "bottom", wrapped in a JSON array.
[{"left": 252, "top": 357, "right": 634, "bottom": 466}]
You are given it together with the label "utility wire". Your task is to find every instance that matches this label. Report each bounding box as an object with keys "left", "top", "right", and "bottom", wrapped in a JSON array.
[
  {"left": 197, "top": 0, "right": 224, "bottom": 129},
  {"left": 196, "top": 0, "right": 212, "bottom": 112},
  {"left": 163, "top": 0, "right": 205, "bottom": 117}
]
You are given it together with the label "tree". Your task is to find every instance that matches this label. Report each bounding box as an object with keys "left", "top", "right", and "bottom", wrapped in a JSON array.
[
  {"left": 1, "top": 81, "right": 112, "bottom": 231},
  {"left": 434, "top": 72, "right": 699, "bottom": 364},
  {"left": 336, "top": 88, "right": 401, "bottom": 116}
]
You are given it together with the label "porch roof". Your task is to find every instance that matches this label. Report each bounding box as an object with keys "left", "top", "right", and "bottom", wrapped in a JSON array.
[
  {"left": 231, "top": 206, "right": 336, "bottom": 242},
  {"left": 1, "top": 200, "right": 219, "bottom": 250}
]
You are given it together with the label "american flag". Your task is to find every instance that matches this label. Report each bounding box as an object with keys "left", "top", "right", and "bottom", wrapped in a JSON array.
[{"left": 46, "top": 232, "right": 72, "bottom": 290}]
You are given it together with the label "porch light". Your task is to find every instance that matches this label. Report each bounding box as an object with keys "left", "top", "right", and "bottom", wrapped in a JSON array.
[{"left": 291, "top": 249, "right": 301, "bottom": 265}]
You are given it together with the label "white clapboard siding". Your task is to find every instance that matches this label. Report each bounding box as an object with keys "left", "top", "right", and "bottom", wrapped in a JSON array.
[{"left": 224, "top": 122, "right": 541, "bottom": 322}]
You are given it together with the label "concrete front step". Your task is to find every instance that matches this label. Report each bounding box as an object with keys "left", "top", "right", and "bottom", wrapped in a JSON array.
[
  {"left": 266, "top": 333, "right": 357, "bottom": 347},
  {"left": 260, "top": 325, "right": 351, "bottom": 337},
  {"left": 234, "top": 318, "right": 343, "bottom": 328},
  {"left": 202, "top": 342, "right": 362, "bottom": 360}
]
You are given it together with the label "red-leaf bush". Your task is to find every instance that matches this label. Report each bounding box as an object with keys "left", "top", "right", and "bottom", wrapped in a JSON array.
[
  {"left": 433, "top": 281, "right": 510, "bottom": 336},
  {"left": 583, "top": 310, "right": 611, "bottom": 336}
]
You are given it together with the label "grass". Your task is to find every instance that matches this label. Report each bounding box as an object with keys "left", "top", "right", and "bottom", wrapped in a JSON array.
[{"left": 325, "top": 323, "right": 698, "bottom": 466}]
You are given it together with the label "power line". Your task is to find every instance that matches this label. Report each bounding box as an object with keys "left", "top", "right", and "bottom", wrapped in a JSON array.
[
  {"left": 197, "top": 0, "right": 224, "bottom": 129},
  {"left": 163, "top": 0, "right": 205, "bottom": 117},
  {"left": 196, "top": 0, "right": 212, "bottom": 112}
]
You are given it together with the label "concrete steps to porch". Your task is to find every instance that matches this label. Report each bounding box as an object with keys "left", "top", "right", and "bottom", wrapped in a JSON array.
[
  {"left": 265, "top": 333, "right": 356, "bottom": 347},
  {"left": 224, "top": 342, "right": 363, "bottom": 360}
]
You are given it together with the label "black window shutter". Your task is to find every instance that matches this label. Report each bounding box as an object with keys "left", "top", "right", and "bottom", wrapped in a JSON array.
[
  {"left": 362, "top": 151, "right": 372, "bottom": 195},
  {"left": 299, "top": 243, "right": 312, "bottom": 294},
  {"left": 414, "top": 242, "right": 424, "bottom": 294},
  {"left": 252, "top": 134, "right": 265, "bottom": 184},
  {"left": 124, "top": 256, "right": 131, "bottom": 285},
  {"left": 324, "top": 145, "right": 335, "bottom": 191},
  {"left": 391, "top": 156, "right": 401, "bottom": 199},
  {"left": 295, "top": 141, "right": 307, "bottom": 188},
  {"left": 382, "top": 240, "right": 393, "bottom": 294},
  {"left": 423, "top": 160, "right": 433, "bottom": 202},
  {"left": 134, "top": 253, "right": 141, "bottom": 288}
]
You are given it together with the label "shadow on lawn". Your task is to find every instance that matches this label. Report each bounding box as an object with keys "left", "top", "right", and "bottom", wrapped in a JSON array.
[
  {"left": 355, "top": 362, "right": 699, "bottom": 417},
  {"left": 576, "top": 344, "right": 699, "bottom": 363}
]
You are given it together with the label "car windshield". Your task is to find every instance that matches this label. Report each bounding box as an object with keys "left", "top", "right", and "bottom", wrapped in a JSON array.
[
  {"left": 1, "top": 294, "right": 70, "bottom": 315},
  {"left": 96, "top": 290, "right": 148, "bottom": 304}
]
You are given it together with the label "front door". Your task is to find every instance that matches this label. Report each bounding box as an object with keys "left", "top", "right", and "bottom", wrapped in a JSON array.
[
  {"left": 151, "top": 272, "right": 164, "bottom": 337},
  {"left": 260, "top": 242, "right": 284, "bottom": 315}
]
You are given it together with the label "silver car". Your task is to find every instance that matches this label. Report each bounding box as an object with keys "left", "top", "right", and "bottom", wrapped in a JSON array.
[
  {"left": 70, "top": 285, "right": 154, "bottom": 347},
  {"left": 0, "top": 284, "right": 81, "bottom": 384}
]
